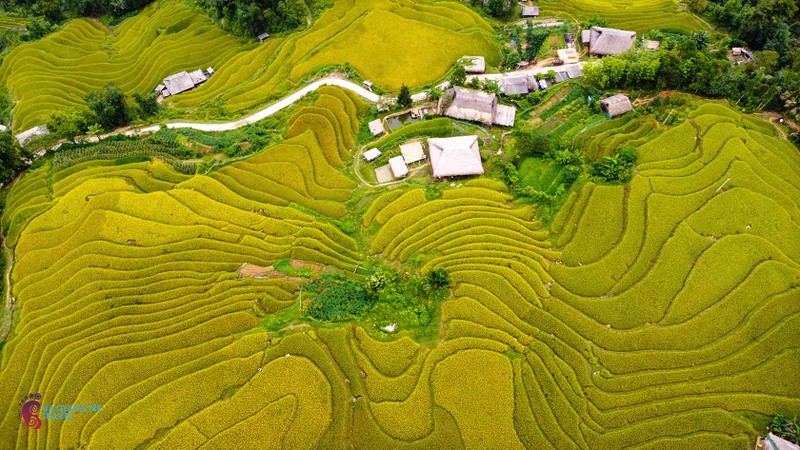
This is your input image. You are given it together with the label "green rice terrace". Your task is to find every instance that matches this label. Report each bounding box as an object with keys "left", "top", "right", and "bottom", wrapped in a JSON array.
[{"left": 0, "top": 78, "right": 798, "bottom": 448}]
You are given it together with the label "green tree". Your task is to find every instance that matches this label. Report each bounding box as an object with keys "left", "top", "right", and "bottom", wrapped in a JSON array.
[
  {"left": 85, "top": 84, "right": 129, "bottom": 131},
  {"left": 397, "top": 84, "right": 412, "bottom": 108},
  {"left": 450, "top": 64, "right": 467, "bottom": 86},
  {"left": 515, "top": 128, "right": 553, "bottom": 156},
  {"left": 132, "top": 92, "right": 160, "bottom": 118},
  {"left": 0, "top": 131, "right": 22, "bottom": 184},
  {"left": 427, "top": 86, "right": 443, "bottom": 101},
  {"left": 45, "top": 107, "right": 94, "bottom": 140},
  {"left": 486, "top": 0, "right": 514, "bottom": 19},
  {"left": 524, "top": 27, "right": 548, "bottom": 61},
  {"left": 426, "top": 268, "right": 451, "bottom": 293}
]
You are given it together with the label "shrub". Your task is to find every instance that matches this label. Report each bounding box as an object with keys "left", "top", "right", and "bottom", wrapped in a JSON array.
[{"left": 307, "top": 278, "right": 373, "bottom": 322}]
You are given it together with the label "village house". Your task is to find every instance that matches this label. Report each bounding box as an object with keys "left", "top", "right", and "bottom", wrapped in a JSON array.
[
  {"left": 499, "top": 75, "right": 535, "bottom": 96},
  {"left": 643, "top": 39, "right": 660, "bottom": 51},
  {"left": 400, "top": 141, "right": 426, "bottom": 164},
  {"left": 428, "top": 135, "right": 484, "bottom": 178},
  {"left": 258, "top": 32, "right": 270, "bottom": 43},
  {"left": 368, "top": 119, "right": 386, "bottom": 136},
  {"left": 521, "top": 6, "right": 539, "bottom": 17},
  {"left": 439, "top": 87, "right": 516, "bottom": 126},
  {"left": 156, "top": 68, "right": 214, "bottom": 98},
  {"left": 363, "top": 148, "right": 382, "bottom": 162},
  {"left": 582, "top": 26, "right": 636, "bottom": 56},
  {"left": 600, "top": 94, "right": 633, "bottom": 118},
  {"left": 460, "top": 56, "right": 486, "bottom": 74},
  {"left": 388, "top": 155, "right": 409, "bottom": 178},
  {"left": 15, "top": 125, "right": 49, "bottom": 145}
]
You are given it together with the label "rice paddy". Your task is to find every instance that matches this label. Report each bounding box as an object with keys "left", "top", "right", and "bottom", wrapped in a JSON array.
[
  {"left": 0, "top": 90, "right": 798, "bottom": 448},
  {"left": 539, "top": 0, "right": 709, "bottom": 33},
  {"left": 1, "top": 0, "right": 500, "bottom": 132}
]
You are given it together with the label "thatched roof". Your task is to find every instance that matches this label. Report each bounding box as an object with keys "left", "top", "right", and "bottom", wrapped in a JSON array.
[
  {"left": 600, "top": 94, "right": 633, "bottom": 117},
  {"left": 521, "top": 6, "right": 539, "bottom": 16},
  {"left": 493, "top": 104, "right": 516, "bottom": 127},
  {"left": 566, "top": 65, "right": 583, "bottom": 78},
  {"left": 400, "top": 141, "right": 426, "bottom": 164},
  {"left": 644, "top": 39, "right": 660, "bottom": 50},
  {"left": 15, "top": 125, "right": 48, "bottom": 145},
  {"left": 765, "top": 433, "right": 800, "bottom": 450},
  {"left": 389, "top": 156, "right": 408, "bottom": 178},
  {"left": 581, "top": 29, "right": 591, "bottom": 45},
  {"left": 460, "top": 56, "right": 486, "bottom": 74},
  {"left": 162, "top": 69, "right": 209, "bottom": 96},
  {"left": 554, "top": 71, "right": 569, "bottom": 83},
  {"left": 587, "top": 26, "right": 636, "bottom": 56},
  {"left": 428, "top": 135, "right": 484, "bottom": 178},
  {"left": 258, "top": 32, "right": 270, "bottom": 42},
  {"left": 440, "top": 87, "right": 496, "bottom": 125},
  {"left": 368, "top": 119, "right": 385, "bottom": 136},
  {"left": 364, "top": 148, "right": 381, "bottom": 162},
  {"left": 499, "top": 75, "right": 531, "bottom": 96}
]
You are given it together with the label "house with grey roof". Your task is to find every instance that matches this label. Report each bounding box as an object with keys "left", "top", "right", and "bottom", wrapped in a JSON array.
[
  {"left": 521, "top": 6, "right": 539, "bottom": 17},
  {"left": 583, "top": 26, "right": 636, "bottom": 56},
  {"left": 15, "top": 125, "right": 49, "bottom": 145},
  {"left": 428, "top": 135, "right": 484, "bottom": 178},
  {"left": 499, "top": 75, "right": 533, "bottom": 96},
  {"left": 460, "top": 56, "right": 486, "bottom": 74},
  {"left": 156, "top": 68, "right": 213, "bottom": 98},
  {"left": 600, "top": 94, "right": 633, "bottom": 117},
  {"left": 439, "top": 87, "right": 516, "bottom": 126}
]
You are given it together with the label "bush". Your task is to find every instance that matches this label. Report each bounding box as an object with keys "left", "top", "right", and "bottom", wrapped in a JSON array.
[
  {"left": 85, "top": 84, "right": 129, "bottom": 131},
  {"left": 515, "top": 128, "right": 554, "bottom": 156},
  {"left": 306, "top": 275, "right": 373, "bottom": 321},
  {"left": 592, "top": 146, "right": 638, "bottom": 183}
]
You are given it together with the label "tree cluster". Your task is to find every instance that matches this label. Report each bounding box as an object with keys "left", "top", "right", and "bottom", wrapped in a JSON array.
[
  {"left": 468, "top": 0, "right": 516, "bottom": 19},
  {"left": 46, "top": 84, "right": 160, "bottom": 141},
  {"left": 592, "top": 146, "right": 638, "bottom": 183},
  {"left": 582, "top": 32, "right": 800, "bottom": 117},
  {"left": 197, "top": 0, "right": 324, "bottom": 38},
  {"left": 303, "top": 266, "right": 452, "bottom": 331},
  {"left": 2, "top": 0, "right": 152, "bottom": 26},
  {"left": 769, "top": 414, "right": 799, "bottom": 444}
]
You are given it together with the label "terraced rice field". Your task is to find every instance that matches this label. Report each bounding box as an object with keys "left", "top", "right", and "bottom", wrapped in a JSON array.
[
  {"left": 1, "top": 0, "right": 500, "bottom": 132},
  {"left": 1, "top": 97, "right": 799, "bottom": 448},
  {"left": 539, "top": 0, "right": 708, "bottom": 33}
]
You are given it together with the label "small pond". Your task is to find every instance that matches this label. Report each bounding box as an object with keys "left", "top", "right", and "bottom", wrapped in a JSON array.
[{"left": 386, "top": 112, "right": 421, "bottom": 132}]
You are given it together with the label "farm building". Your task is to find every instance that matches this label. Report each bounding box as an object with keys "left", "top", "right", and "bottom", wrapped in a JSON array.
[
  {"left": 600, "top": 94, "right": 633, "bottom": 117},
  {"left": 439, "top": 87, "right": 516, "bottom": 126},
  {"left": 499, "top": 75, "right": 534, "bottom": 96},
  {"left": 363, "top": 80, "right": 374, "bottom": 91},
  {"left": 538, "top": 79, "right": 550, "bottom": 90},
  {"left": 583, "top": 26, "right": 636, "bottom": 56},
  {"left": 460, "top": 56, "right": 486, "bottom": 74},
  {"left": 389, "top": 156, "right": 409, "bottom": 178},
  {"left": 258, "top": 32, "right": 270, "bottom": 43},
  {"left": 156, "top": 68, "right": 212, "bottom": 98},
  {"left": 554, "top": 71, "right": 569, "bottom": 83},
  {"left": 557, "top": 48, "right": 580, "bottom": 64},
  {"left": 644, "top": 39, "right": 660, "bottom": 50},
  {"left": 400, "top": 141, "right": 426, "bottom": 164},
  {"left": 368, "top": 119, "right": 386, "bottom": 136},
  {"left": 428, "top": 135, "right": 484, "bottom": 178},
  {"left": 15, "top": 125, "right": 48, "bottom": 145},
  {"left": 521, "top": 6, "right": 539, "bottom": 17},
  {"left": 364, "top": 148, "right": 382, "bottom": 162}
]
